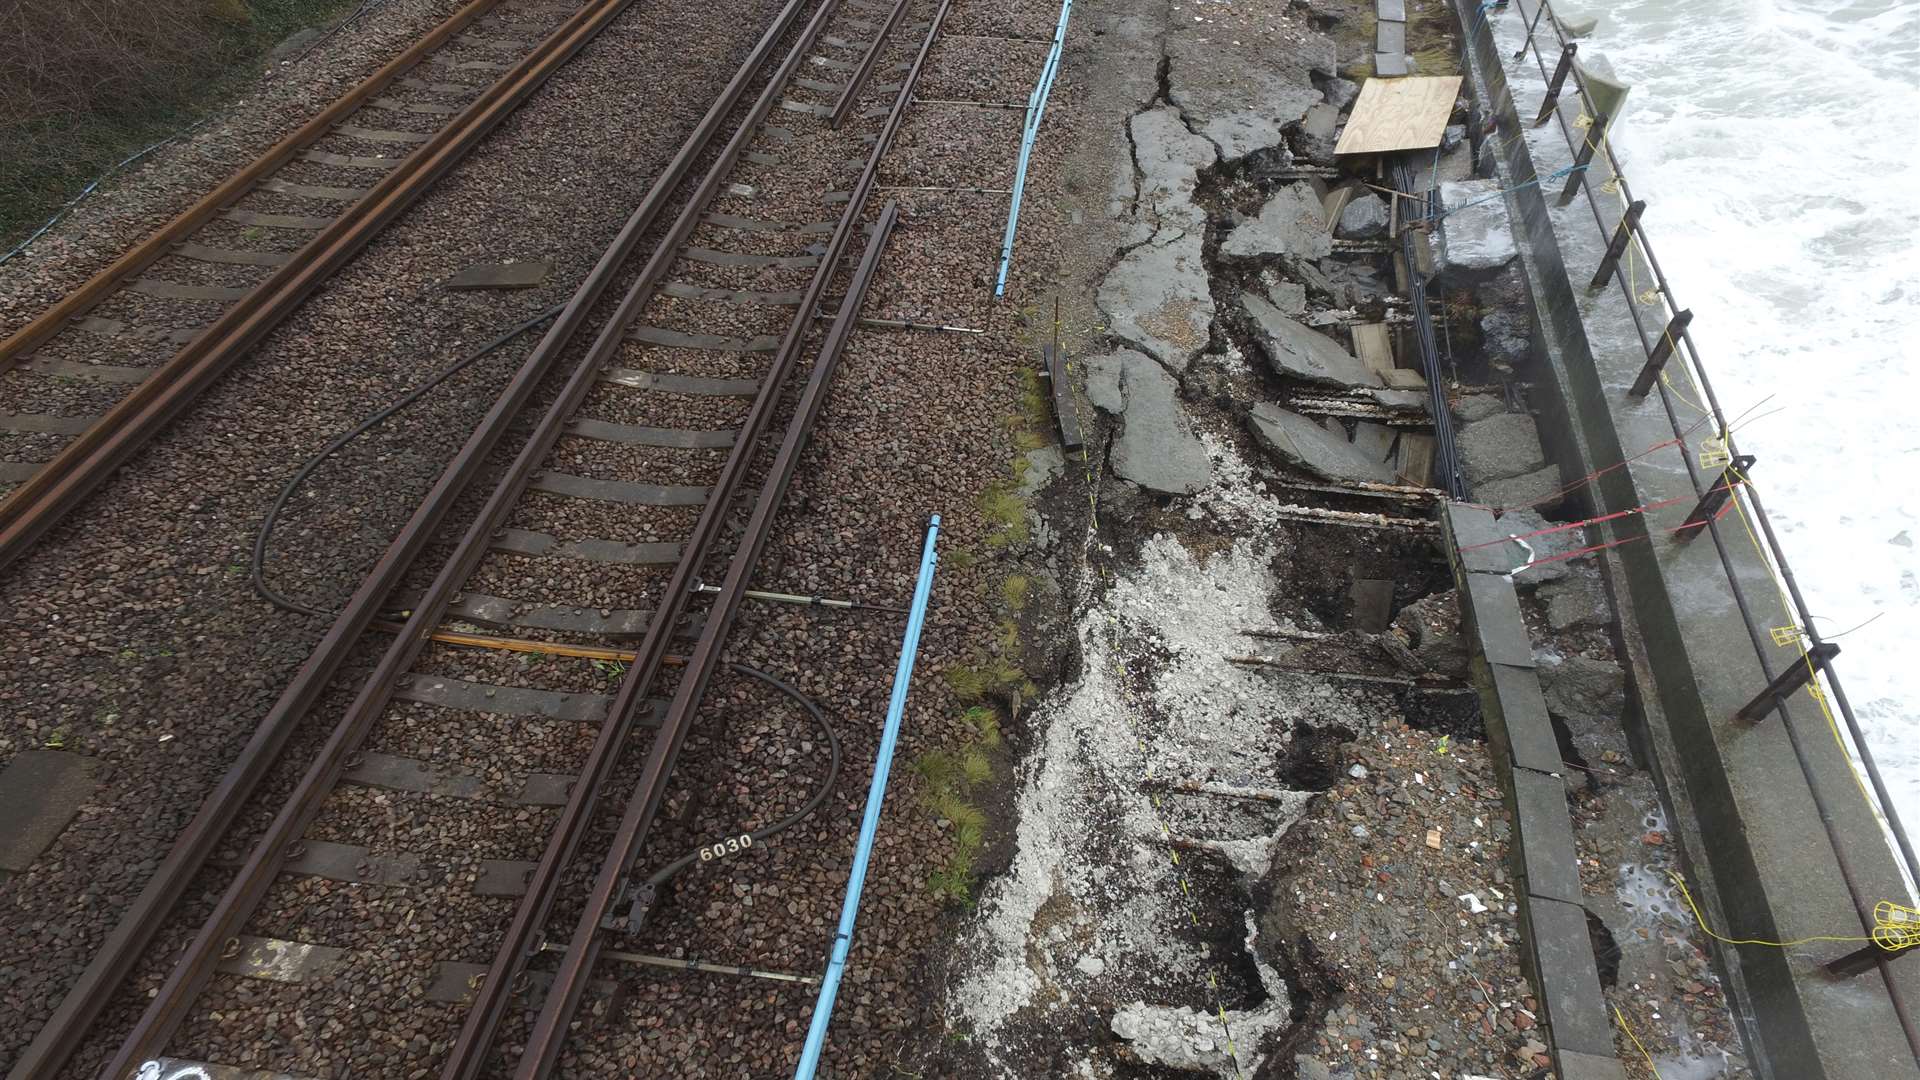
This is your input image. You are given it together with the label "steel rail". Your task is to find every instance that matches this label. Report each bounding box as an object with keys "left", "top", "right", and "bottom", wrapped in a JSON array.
[
  {"left": 0, "top": 0, "right": 507, "bottom": 369},
  {"left": 828, "top": 0, "right": 909, "bottom": 127},
  {"left": 432, "top": 4, "right": 854, "bottom": 1075},
  {"left": 1479, "top": 0, "right": 1920, "bottom": 1055},
  {"left": 515, "top": 200, "right": 900, "bottom": 1077},
  {"left": 511, "top": 3, "right": 951, "bottom": 1070},
  {"left": 0, "top": 0, "right": 633, "bottom": 570},
  {"left": 67, "top": 6, "right": 812, "bottom": 1076}
]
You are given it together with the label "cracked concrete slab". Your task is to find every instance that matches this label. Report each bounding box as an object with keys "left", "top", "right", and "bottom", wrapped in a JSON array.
[
  {"left": 1221, "top": 183, "right": 1331, "bottom": 260},
  {"left": 1165, "top": 25, "right": 1332, "bottom": 161},
  {"left": 1459, "top": 411, "right": 1547, "bottom": 485},
  {"left": 1100, "top": 229, "right": 1215, "bottom": 372},
  {"left": 1240, "top": 291, "right": 1382, "bottom": 389},
  {"left": 1084, "top": 349, "right": 1213, "bottom": 494},
  {"left": 1130, "top": 105, "right": 1214, "bottom": 232},
  {"left": 1248, "top": 403, "right": 1400, "bottom": 484}
]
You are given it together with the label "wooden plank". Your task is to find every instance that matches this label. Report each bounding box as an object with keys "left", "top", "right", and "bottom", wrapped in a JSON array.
[
  {"left": 1352, "top": 323, "right": 1396, "bottom": 379},
  {"left": 1334, "top": 76, "right": 1463, "bottom": 156},
  {"left": 1397, "top": 432, "right": 1436, "bottom": 487},
  {"left": 1350, "top": 578, "right": 1395, "bottom": 633}
]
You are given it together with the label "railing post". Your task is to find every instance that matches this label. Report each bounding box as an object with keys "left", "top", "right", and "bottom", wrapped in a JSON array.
[
  {"left": 1826, "top": 940, "right": 1899, "bottom": 978},
  {"left": 1674, "top": 454, "right": 1753, "bottom": 544},
  {"left": 1556, "top": 111, "right": 1608, "bottom": 206},
  {"left": 1535, "top": 43, "right": 1578, "bottom": 126},
  {"left": 1590, "top": 199, "right": 1645, "bottom": 289},
  {"left": 1734, "top": 642, "right": 1840, "bottom": 724},
  {"left": 1627, "top": 307, "right": 1693, "bottom": 397},
  {"left": 1514, "top": 0, "right": 1549, "bottom": 60}
]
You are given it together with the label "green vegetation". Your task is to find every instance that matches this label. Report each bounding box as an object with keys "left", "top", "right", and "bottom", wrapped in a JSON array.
[
  {"left": 977, "top": 484, "right": 1029, "bottom": 549},
  {"left": 1001, "top": 574, "right": 1031, "bottom": 612},
  {"left": 2, "top": 0, "right": 361, "bottom": 245},
  {"left": 914, "top": 711, "right": 1002, "bottom": 904}
]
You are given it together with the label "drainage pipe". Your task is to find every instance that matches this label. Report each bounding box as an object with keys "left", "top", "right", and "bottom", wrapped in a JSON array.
[
  {"left": 991, "top": 0, "right": 1073, "bottom": 296},
  {"left": 792, "top": 514, "right": 942, "bottom": 1079}
]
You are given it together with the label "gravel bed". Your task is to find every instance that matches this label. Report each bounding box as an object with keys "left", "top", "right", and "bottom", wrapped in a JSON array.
[
  {"left": 364, "top": 698, "right": 597, "bottom": 776},
  {"left": 0, "top": 368, "right": 132, "bottom": 417},
  {"left": 462, "top": 549, "right": 674, "bottom": 613},
  {"left": 580, "top": 380, "right": 757, "bottom": 431},
  {"left": 0, "top": 0, "right": 796, "bottom": 1072},
  {"left": 549, "top": 436, "right": 729, "bottom": 487}
]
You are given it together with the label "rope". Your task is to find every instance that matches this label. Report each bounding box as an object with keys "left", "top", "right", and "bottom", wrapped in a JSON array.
[{"left": 1669, "top": 870, "right": 1920, "bottom": 953}]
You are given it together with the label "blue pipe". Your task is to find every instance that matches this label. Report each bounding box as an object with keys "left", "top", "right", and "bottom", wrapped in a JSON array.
[
  {"left": 791, "top": 514, "right": 942, "bottom": 1079},
  {"left": 992, "top": 0, "right": 1075, "bottom": 297}
]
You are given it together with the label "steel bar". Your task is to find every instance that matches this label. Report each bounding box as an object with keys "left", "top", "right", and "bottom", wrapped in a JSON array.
[
  {"left": 1828, "top": 942, "right": 1906, "bottom": 979},
  {"left": 1673, "top": 455, "right": 1752, "bottom": 541},
  {"left": 829, "top": 0, "right": 909, "bottom": 126},
  {"left": 1589, "top": 199, "right": 1644, "bottom": 289},
  {"left": 1734, "top": 643, "right": 1840, "bottom": 724},
  {"left": 511, "top": 192, "right": 906, "bottom": 1078},
  {"left": 80, "top": 4, "right": 814, "bottom": 1076},
  {"left": 1627, "top": 307, "right": 1692, "bottom": 397},
  {"left": 0, "top": 0, "right": 507, "bottom": 371},
  {"left": 0, "top": 0, "right": 630, "bottom": 570}
]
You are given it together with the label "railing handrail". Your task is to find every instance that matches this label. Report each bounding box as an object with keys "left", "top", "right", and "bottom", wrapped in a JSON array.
[{"left": 1476, "top": 0, "right": 1919, "bottom": 985}]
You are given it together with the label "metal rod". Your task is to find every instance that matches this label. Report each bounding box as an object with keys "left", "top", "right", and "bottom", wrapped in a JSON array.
[
  {"left": 1590, "top": 199, "right": 1645, "bottom": 289},
  {"left": 792, "top": 514, "right": 941, "bottom": 1079},
  {"left": 1735, "top": 643, "right": 1840, "bottom": 724},
  {"left": 1513, "top": 0, "right": 1548, "bottom": 60},
  {"left": 1828, "top": 941, "right": 1903, "bottom": 979},
  {"left": 1627, "top": 308, "right": 1693, "bottom": 397}
]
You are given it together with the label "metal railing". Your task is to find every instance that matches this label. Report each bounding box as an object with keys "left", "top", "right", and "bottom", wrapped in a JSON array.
[{"left": 1467, "top": 0, "right": 1918, "bottom": 1027}]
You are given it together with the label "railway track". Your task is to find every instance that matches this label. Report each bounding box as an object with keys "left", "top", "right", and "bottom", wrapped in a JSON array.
[
  {"left": 12, "top": 0, "right": 976, "bottom": 1075},
  {"left": 0, "top": 0, "right": 642, "bottom": 570}
]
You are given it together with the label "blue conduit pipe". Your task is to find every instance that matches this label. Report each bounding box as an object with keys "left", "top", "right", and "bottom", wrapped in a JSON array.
[
  {"left": 992, "top": 0, "right": 1075, "bottom": 296},
  {"left": 792, "top": 514, "right": 942, "bottom": 1079}
]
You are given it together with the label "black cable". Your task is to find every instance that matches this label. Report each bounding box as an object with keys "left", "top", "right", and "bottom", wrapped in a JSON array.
[
  {"left": 624, "top": 662, "right": 843, "bottom": 930},
  {"left": 251, "top": 302, "right": 566, "bottom": 618}
]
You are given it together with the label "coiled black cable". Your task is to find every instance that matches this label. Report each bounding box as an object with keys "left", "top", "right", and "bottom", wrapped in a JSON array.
[
  {"left": 250, "top": 302, "right": 566, "bottom": 618},
  {"left": 623, "top": 662, "right": 843, "bottom": 930}
]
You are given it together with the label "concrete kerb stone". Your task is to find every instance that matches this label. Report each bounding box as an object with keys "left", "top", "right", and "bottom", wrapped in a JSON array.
[
  {"left": 1447, "top": 499, "right": 1624, "bottom": 1075},
  {"left": 1513, "top": 766, "right": 1582, "bottom": 905},
  {"left": 1524, "top": 895, "right": 1618, "bottom": 1060}
]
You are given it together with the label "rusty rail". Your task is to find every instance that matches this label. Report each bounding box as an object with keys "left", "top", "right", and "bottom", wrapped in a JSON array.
[
  {"left": 6, "top": 4, "right": 800, "bottom": 1076},
  {"left": 0, "top": 0, "right": 631, "bottom": 569},
  {"left": 508, "top": 2, "right": 951, "bottom": 1070}
]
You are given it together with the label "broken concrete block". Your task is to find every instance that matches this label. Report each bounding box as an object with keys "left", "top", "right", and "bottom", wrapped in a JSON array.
[
  {"left": 1538, "top": 654, "right": 1626, "bottom": 719},
  {"left": 1248, "top": 403, "right": 1398, "bottom": 484},
  {"left": 1474, "top": 463, "right": 1563, "bottom": 510},
  {"left": 1393, "top": 590, "right": 1468, "bottom": 677},
  {"left": 1322, "top": 76, "right": 1360, "bottom": 112},
  {"left": 1541, "top": 573, "right": 1610, "bottom": 631},
  {"left": 1099, "top": 229, "right": 1215, "bottom": 372},
  {"left": 1337, "top": 193, "right": 1390, "bottom": 239},
  {"left": 1084, "top": 350, "right": 1213, "bottom": 495},
  {"left": 1130, "top": 106, "right": 1214, "bottom": 231},
  {"left": 1459, "top": 411, "right": 1546, "bottom": 485},
  {"left": 1436, "top": 179, "right": 1518, "bottom": 279},
  {"left": 1222, "top": 183, "right": 1331, "bottom": 260},
  {"left": 1262, "top": 279, "right": 1308, "bottom": 316},
  {"left": 1493, "top": 508, "right": 1585, "bottom": 585},
  {"left": 1241, "top": 291, "right": 1383, "bottom": 389},
  {"left": 1453, "top": 394, "right": 1506, "bottom": 424}
]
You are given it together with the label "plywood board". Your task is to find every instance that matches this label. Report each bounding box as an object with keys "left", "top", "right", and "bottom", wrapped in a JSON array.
[{"left": 1334, "top": 76, "right": 1464, "bottom": 156}]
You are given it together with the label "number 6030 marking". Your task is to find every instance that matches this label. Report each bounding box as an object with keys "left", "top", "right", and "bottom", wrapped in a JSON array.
[{"left": 698, "top": 834, "right": 753, "bottom": 862}]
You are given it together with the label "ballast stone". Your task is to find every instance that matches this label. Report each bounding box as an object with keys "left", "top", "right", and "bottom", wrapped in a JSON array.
[
  {"left": 1222, "top": 183, "right": 1331, "bottom": 259},
  {"left": 1083, "top": 349, "right": 1213, "bottom": 495},
  {"left": 1248, "top": 403, "right": 1398, "bottom": 485},
  {"left": 1241, "top": 291, "right": 1382, "bottom": 389}
]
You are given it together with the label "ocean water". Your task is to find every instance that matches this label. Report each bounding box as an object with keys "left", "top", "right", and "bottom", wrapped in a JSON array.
[{"left": 1575, "top": 0, "right": 1920, "bottom": 834}]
